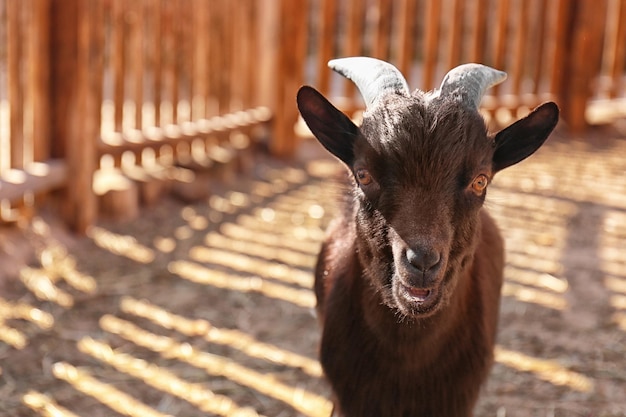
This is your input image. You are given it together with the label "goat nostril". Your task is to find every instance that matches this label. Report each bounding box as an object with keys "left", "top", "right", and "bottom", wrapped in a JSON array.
[{"left": 406, "top": 248, "right": 441, "bottom": 272}]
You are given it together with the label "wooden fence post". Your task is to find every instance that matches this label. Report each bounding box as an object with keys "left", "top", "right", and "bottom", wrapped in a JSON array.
[
  {"left": 267, "top": 0, "right": 307, "bottom": 157},
  {"left": 49, "top": 0, "right": 98, "bottom": 233},
  {"left": 557, "top": 0, "right": 607, "bottom": 132}
]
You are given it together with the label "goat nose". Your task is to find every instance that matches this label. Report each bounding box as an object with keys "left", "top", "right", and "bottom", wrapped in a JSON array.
[{"left": 406, "top": 248, "right": 441, "bottom": 272}]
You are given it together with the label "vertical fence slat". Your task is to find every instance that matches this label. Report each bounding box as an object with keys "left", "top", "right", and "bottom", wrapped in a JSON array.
[
  {"left": 31, "top": 0, "right": 50, "bottom": 163},
  {"left": 608, "top": 0, "right": 626, "bottom": 98},
  {"left": 446, "top": 0, "right": 464, "bottom": 70},
  {"left": 423, "top": 0, "right": 441, "bottom": 90},
  {"left": 22, "top": 4, "right": 34, "bottom": 167},
  {"left": 272, "top": 0, "right": 307, "bottom": 156},
  {"left": 171, "top": 2, "right": 180, "bottom": 123},
  {"left": 470, "top": 0, "right": 488, "bottom": 63},
  {"left": 557, "top": 0, "right": 607, "bottom": 131},
  {"left": 0, "top": 1, "right": 7, "bottom": 174},
  {"left": 207, "top": 1, "right": 223, "bottom": 116},
  {"left": 531, "top": 0, "right": 548, "bottom": 96},
  {"left": 343, "top": 0, "right": 365, "bottom": 99},
  {"left": 316, "top": 0, "right": 337, "bottom": 95},
  {"left": 205, "top": 2, "right": 217, "bottom": 117},
  {"left": 549, "top": 0, "right": 570, "bottom": 98},
  {"left": 112, "top": 0, "right": 125, "bottom": 131},
  {"left": 160, "top": 0, "right": 172, "bottom": 124},
  {"left": 93, "top": 0, "right": 104, "bottom": 141},
  {"left": 221, "top": 0, "right": 233, "bottom": 114},
  {"left": 132, "top": 1, "right": 144, "bottom": 129},
  {"left": 511, "top": 0, "right": 529, "bottom": 97},
  {"left": 372, "top": 0, "right": 392, "bottom": 60},
  {"left": 151, "top": 0, "right": 162, "bottom": 126},
  {"left": 231, "top": 1, "right": 247, "bottom": 111},
  {"left": 396, "top": 0, "right": 416, "bottom": 79},
  {"left": 179, "top": 0, "right": 190, "bottom": 122},
  {"left": 491, "top": 0, "right": 510, "bottom": 96},
  {"left": 50, "top": 0, "right": 98, "bottom": 232},
  {"left": 192, "top": 0, "right": 207, "bottom": 120},
  {"left": 270, "top": 0, "right": 289, "bottom": 155},
  {"left": 7, "top": 0, "right": 24, "bottom": 169},
  {"left": 243, "top": 0, "right": 256, "bottom": 109},
  {"left": 256, "top": 0, "right": 279, "bottom": 117}
]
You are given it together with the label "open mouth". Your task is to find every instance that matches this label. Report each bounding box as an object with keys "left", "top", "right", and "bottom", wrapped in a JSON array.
[
  {"left": 403, "top": 286, "right": 433, "bottom": 302},
  {"left": 393, "top": 281, "right": 442, "bottom": 317}
]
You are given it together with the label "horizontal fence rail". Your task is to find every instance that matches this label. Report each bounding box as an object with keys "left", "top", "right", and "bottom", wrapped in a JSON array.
[{"left": 0, "top": 0, "right": 624, "bottom": 231}]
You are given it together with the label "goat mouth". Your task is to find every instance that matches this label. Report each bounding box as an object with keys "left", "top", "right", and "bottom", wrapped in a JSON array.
[
  {"left": 403, "top": 286, "right": 432, "bottom": 302},
  {"left": 393, "top": 281, "right": 442, "bottom": 317}
]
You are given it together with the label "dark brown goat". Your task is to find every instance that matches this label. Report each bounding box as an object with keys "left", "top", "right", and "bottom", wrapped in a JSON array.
[{"left": 297, "top": 57, "right": 559, "bottom": 417}]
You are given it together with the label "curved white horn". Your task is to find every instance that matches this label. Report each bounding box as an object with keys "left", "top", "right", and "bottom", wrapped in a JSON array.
[
  {"left": 328, "top": 57, "right": 410, "bottom": 108},
  {"left": 432, "top": 63, "right": 507, "bottom": 109}
]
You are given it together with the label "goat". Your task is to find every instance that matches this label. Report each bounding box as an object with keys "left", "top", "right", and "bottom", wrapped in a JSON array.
[{"left": 296, "top": 57, "right": 559, "bottom": 417}]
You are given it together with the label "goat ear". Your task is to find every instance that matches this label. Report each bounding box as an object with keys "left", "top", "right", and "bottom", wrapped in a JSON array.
[
  {"left": 297, "top": 86, "right": 358, "bottom": 165},
  {"left": 493, "top": 102, "right": 559, "bottom": 172}
]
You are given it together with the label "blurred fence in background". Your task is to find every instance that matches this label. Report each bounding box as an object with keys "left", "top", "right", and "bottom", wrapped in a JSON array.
[{"left": 1, "top": 0, "right": 625, "bottom": 232}]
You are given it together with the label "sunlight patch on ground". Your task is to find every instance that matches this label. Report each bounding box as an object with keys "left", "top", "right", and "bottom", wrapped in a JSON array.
[
  {"left": 99, "top": 316, "right": 330, "bottom": 416},
  {"left": 600, "top": 210, "right": 626, "bottom": 331},
  {"left": 209, "top": 192, "right": 254, "bottom": 214},
  {"left": 189, "top": 246, "right": 313, "bottom": 288},
  {"left": 52, "top": 361, "right": 174, "bottom": 417},
  {"left": 0, "top": 297, "right": 54, "bottom": 348},
  {"left": 181, "top": 206, "right": 211, "bottom": 230},
  {"left": 610, "top": 294, "right": 626, "bottom": 310},
  {"left": 604, "top": 276, "right": 626, "bottom": 295},
  {"left": 19, "top": 267, "right": 74, "bottom": 307},
  {"left": 169, "top": 260, "right": 316, "bottom": 308},
  {"left": 504, "top": 266, "right": 568, "bottom": 293},
  {"left": 153, "top": 236, "right": 177, "bottom": 253},
  {"left": 17, "top": 240, "right": 97, "bottom": 309},
  {"left": 495, "top": 346, "right": 594, "bottom": 393},
  {"left": 613, "top": 312, "right": 626, "bottom": 332},
  {"left": 488, "top": 188, "right": 574, "bottom": 312},
  {"left": 95, "top": 312, "right": 332, "bottom": 417},
  {"left": 0, "top": 323, "right": 27, "bottom": 349},
  {"left": 501, "top": 282, "right": 567, "bottom": 311},
  {"left": 219, "top": 222, "right": 321, "bottom": 255},
  {"left": 120, "top": 296, "right": 323, "bottom": 378},
  {"left": 204, "top": 232, "right": 316, "bottom": 269},
  {"left": 77, "top": 336, "right": 264, "bottom": 417},
  {"left": 87, "top": 226, "right": 155, "bottom": 263},
  {"left": 22, "top": 391, "right": 81, "bottom": 417},
  {"left": 236, "top": 214, "right": 327, "bottom": 241},
  {"left": 39, "top": 245, "right": 97, "bottom": 293}
]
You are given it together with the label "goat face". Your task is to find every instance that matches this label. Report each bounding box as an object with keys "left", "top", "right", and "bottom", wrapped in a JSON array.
[
  {"left": 297, "top": 67, "right": 558, "bottom": 320},
  {"left": 352, "top": 96, "right": 495, "bottom": 318}
]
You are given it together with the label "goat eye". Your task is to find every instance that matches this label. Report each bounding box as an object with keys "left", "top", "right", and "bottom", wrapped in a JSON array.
[
  {"left": 471, "top": 174, "right": 489, "bottom": 194},
  {"left": 356, "top": 169, "right": 373, "bottom": 186}
]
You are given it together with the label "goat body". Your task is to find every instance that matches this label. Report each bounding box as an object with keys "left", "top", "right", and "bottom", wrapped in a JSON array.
[
  {"left": 315, "top": 207, "right": 503, "bottom": 416},
  {"left": 297, "top": 58, "right": 559, "bottom": 417}
]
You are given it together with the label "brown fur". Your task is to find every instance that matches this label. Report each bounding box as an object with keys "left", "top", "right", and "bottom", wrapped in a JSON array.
[{"left": 297, "top": 85, "right": 559, "bottom": 417}]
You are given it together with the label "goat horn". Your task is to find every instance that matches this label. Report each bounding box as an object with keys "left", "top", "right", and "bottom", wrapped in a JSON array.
[
  {"left": 432, "top": 63, "right": 507, "bottom": 109},
  {"left": 328, "top": 57, "right": 410, "bottom": 108}
]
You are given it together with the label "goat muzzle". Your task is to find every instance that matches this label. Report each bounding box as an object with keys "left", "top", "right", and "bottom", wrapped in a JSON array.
[{"left": 400, "top": 247, "right": 444, "bottom": 289}]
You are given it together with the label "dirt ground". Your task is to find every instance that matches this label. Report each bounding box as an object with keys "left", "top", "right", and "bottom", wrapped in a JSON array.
[{"left": 1, "top": 125, "right": 626, "bottom": 417}]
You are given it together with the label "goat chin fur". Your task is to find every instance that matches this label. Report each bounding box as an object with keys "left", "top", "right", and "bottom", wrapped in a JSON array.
[{"left": 297, "top": 57, "right": 559, "bottom": 417}]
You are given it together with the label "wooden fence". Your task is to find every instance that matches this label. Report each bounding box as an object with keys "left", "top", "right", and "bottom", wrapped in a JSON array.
[
  {"left": 271, "top": 0, "right": 626, "bottom": 154},
  {"left": 1, "top": 0, "right": 625, "bottom": 232},
  {"left": 1, "top": 0, "right": 272, "bottom": 232}
]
